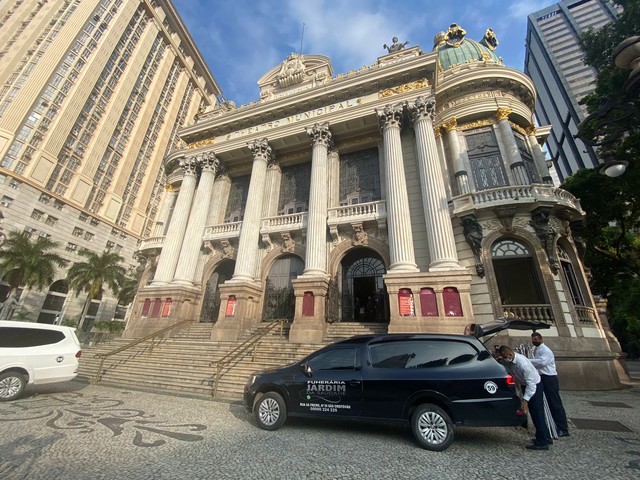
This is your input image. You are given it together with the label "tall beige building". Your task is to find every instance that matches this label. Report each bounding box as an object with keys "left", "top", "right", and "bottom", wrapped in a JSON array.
[{"left": 0, "top": 0, "right": 219, "bottom": 326}]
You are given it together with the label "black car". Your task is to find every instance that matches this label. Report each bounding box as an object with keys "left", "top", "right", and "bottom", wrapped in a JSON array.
[{"left": 244, "top": 332, "right": 527, "bottom": 451}]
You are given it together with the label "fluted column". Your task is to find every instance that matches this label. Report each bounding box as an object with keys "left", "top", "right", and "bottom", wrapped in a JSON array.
[
  {"left": 262, "top": 160, "right": 281, "bottom": 218},
  {"left": 152, "top": 156, "right": 198, "bottom": 284},
  {"left": 153, "top": 186, "right": 177, "bottom": 236},
  {"left": 206, "top": 170, "right": 230, "bottom": 226},
  {"left": 173, "top": 152, "right": 219, "bottom": 285},
  {"left": 495, "top": 108, "right": 528, "bottom": 185},
  {"left": 303, "top": 122, "right": 332, "bottom": 277},
  {"left": 526, "top": 126, "right": 553, "bottom": 184},
  {"left": 231, "top": 138, "right": 273, "bottom": 283},
  {"left": 376, "top": 104, "right": 418, "bottom": 272},
  {"left": 442, "top": 117, "right": 470, "bottom": 195},
  {"left": 408, "top": 97, "right": 462, "bottom": 271}
]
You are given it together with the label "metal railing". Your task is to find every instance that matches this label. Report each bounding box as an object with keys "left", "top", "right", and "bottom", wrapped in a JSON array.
[
  {"left": 209, "top": 319, "right": 287, "bottom": 399},
  {"left": 93, "top": 318, "right": 194, "bottom": 383}
]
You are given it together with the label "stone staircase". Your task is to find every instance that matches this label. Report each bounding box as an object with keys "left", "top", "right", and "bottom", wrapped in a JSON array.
[{"left": 77, "top": 321, "right": 388, "bottom": 402}]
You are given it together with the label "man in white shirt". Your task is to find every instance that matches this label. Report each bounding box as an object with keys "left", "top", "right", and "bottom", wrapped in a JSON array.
[
  {"left": 530, "top": 332, "right": 570, "bottom": 437},
  {"left": 497, "top": 345, "right": 552, "bottom": 450}
]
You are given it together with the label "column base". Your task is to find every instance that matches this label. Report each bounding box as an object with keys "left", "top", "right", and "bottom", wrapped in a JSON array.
[
  {"left": 289, "top": 276, "right": 330, "bottom": 344},
  {"left": 383, "top": 270, "right": 473, "bottom": 334},
  {"left": 210, "top": 281, "right": 263, "bottom": 341}
]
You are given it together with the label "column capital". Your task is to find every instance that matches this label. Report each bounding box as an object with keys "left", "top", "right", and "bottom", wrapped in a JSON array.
[
  {"left": 376, "top": 103, "right": 404, "bottom": 129},
  {"left": 306, "top": 122, "right": 333, "bottom": 148},
  {"left": 197, "top": 151, "right": 219, "bottom": 172},
  {"left": 442, "top": 117, "right": 458, "bottom": 132},
  {"left": 406, "top": 96, "right": 436, "bottom": 124},
  {"left": 179, "top": 156, "right": 198, "bottom": 175},
  {"left": 495, "top": 107, "right": 513, "bottom": 121},
  {"left": 525, "top": 125, "right": 537, "bottom": 136},
  {"left": 248, "top": 138, "right": 274, "bottom": 163}
]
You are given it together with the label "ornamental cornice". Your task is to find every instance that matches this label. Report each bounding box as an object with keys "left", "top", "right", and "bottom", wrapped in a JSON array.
[
  {"left": 379, "top": 78, "right": 429, "bottom": 98},
  {"left": 457, "top": 117, "right": 494, "bottom": 131}
]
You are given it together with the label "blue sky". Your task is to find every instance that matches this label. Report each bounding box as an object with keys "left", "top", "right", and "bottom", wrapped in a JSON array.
[{"left": 172, "top": 0, "right": 559, "bottom": 106}]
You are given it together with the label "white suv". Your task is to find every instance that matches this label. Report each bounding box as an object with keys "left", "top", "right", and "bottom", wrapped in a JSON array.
[{"left": 0, "top": 320, "right": 81, "bottom": 401}]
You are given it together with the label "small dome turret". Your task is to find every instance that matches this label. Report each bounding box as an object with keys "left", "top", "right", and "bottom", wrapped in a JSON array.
[{"left": 434, "top": 23, "right": 502, "bottom": 71}]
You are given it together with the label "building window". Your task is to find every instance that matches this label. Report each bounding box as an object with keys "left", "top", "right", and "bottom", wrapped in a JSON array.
[
  {"left": 9, "top": 179, "right": 20, "bottom": 189},
  {"left": 84, "top": 232, "right": 94, "bottom": 241},
  {"left": 557, "top": 246, "right": 585, "bottom": 306},
  {"left": 0, "top": 196, "right": 13, "bottom": 207},
  {"left": 39, "top": 193, "right": 52, "bottom": 204},
  {"left": 66, "top": 243, "right": 77, "bottom": 252},
  {"left": 339, "top": 147, "right": 381, "bottom": 206},
  {"left": 79, "top": 212, "right": 88, "bottom": 222},
  {"left": 31, "top": 209, "right": 44, "bottom": 221},
  {"left": 53, "top": 200, "right": 64, "bottom": 210},
  {"left": 89, "top": 217, "right": 99, "bottom": 226},
  {"left": 38, "top": 232, "right": 51, "bottom": 239},
  {"left": 45, "top": 216, "right": 58, "bottom": 226},
  {"left": 23, "top": 227, "right": 36, "bottom": 237},
  {"left": 466, "top": 127, "right": 508, "bottom": 190}
]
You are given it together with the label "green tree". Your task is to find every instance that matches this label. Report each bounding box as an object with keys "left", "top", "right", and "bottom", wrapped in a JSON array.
[
  {"left": 117, "top": 274, "right": 141, "bottom": 306},
  {"left": 0, "top": 231, "right": 67, "bottom": 303},
  {"left": 67, "top": 249, "right": 126, "bottom": 331},
  {"left": 564, "top": 0, "right": 640, "bottom": 356}
]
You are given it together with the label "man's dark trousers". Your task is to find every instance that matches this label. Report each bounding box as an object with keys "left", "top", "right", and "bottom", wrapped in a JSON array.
[
  {"left": 524, "top": 382, "right": 552, "bottom": 445},
  {"left": 540, "top": 373, "right": 568, "bottom": 433}
]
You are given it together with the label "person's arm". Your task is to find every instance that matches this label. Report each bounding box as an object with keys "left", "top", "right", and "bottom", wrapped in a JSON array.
[
  {"left": 529, "top": 345, "right": 553, "bottom": 369},
  {"left": 521, "top": 362, "right": 538, "bottom": 402}
]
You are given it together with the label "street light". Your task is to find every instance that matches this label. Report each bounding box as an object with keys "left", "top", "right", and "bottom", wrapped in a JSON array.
[{"left": 612, "top": 35, "right": 640, "bottom": 97}]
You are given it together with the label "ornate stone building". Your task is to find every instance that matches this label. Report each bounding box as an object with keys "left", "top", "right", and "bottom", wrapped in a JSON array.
[{"left": 129, "top": 24, "right": 623, "bottom": 389}]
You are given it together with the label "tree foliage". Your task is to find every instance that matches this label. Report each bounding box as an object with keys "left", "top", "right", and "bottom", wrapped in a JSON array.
[
  {"left": 67, "top": 249, "right": 126, "bottom": 331},
  {"left": 0, "top": 231, "right": 67, "bottom": 300},
  {"left": 563, "top": 0, "right": 640, "bottom": 356}
]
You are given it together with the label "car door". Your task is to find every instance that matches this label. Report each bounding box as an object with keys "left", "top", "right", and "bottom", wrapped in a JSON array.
[{"left": 287, "top": 346, "right": 363, "bottom": 417}]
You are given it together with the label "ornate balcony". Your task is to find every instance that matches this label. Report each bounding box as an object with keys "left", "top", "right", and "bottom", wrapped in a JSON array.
[
  {"left": 260, "top": 212, "right": 307, "bottom": 251},
  {"left": 327, "top": 200, "right": 387, "bottom": 244},
  {"left": 137, "top": 235, "right": 165, "bottom": 255},
  {"left": 203, "top": 221, "right": 242, "bottom": 241},
  {"left": 501, "top": 304, "right": 555, "bottom": 323},
  {"left": 452, "top": 185, "right": 584, "bottom": 217}
]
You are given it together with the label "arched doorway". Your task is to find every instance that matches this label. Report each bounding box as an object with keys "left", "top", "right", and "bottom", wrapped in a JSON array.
[
  {"left": 263, "top": 254, "right": 304, "bottom": 321},
  {"left": 200, "top": 260, "right": 235, "bottom": 323},
  {"left": 340, "top": 248, "right": 387, "bottom": 322}
]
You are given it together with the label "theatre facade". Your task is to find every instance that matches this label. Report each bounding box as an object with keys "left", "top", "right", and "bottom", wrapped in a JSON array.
[{"left": 127, "top": 25, "right": 623, "bottom": 389}]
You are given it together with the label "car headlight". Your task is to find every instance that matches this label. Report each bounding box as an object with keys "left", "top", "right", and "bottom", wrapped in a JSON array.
[{"left": 247, "top": 374, "right": 257, "bottom": 387}]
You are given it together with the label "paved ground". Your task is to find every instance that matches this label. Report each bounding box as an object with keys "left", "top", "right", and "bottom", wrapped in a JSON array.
[{"left": 1, "top": 367, "right": 639, "bottom": 480}]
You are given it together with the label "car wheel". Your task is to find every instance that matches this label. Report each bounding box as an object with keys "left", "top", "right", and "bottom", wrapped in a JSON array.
[
  {"left": 411, "top": 403, "right": 454, "bottom": 451},
  {"left": 254, "top": 392, "right": 287, "bottom": 431},
  {"left": 0, "top": 371, "right": 26, "bottom": 401}
]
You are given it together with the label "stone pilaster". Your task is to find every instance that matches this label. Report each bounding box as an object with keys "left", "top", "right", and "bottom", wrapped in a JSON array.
[
  {"left": 173, "top": 152, "right": 219, "bottom": 285},
  {"left": 495, "top": 108, "right": 527, "bottom": 185},
  {"left": 303, "top": 122, "right": 332, "bottom": 277},
  {"left": 152, "top": 156, "right": 198, "bottom": 285},
  {"left": 376, "top": 104, "right": 418, "bottom": 272},
  {"left": 408, "top": 97, "right": 463, "bottom": 271},
  {"left": 230, "top": 138, "right": 273, "bottom": 283}
]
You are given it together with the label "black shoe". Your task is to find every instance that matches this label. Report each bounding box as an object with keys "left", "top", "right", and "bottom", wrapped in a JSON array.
[
  {"left": 557, "top": 431, "right": 570, "bottom": 438},
  {"left": 532, "top": 438, "right": 553, "bottom": 445},
  {"left": 526, "top": 443, "right": 549, "bottom": 450}
]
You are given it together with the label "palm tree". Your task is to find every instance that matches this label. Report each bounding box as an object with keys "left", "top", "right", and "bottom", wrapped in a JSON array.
[
  {"left": 0, "top": 231, "right": 67, "bottom": 304},
  {"left": 117, "top": 273, "right": 141, "bottom": 306},
  {"left": 67, "top": 249, "right": 126, "bottom": 331}
]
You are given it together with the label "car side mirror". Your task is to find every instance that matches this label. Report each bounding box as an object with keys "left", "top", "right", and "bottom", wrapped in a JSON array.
[{"left": 301, "top": 363, "right": 313, "bottom": 377}]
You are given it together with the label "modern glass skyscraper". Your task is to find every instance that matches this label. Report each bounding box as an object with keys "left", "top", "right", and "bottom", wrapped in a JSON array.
[{"left": 525, "top": 0, "right": 619, "bottom": 182}]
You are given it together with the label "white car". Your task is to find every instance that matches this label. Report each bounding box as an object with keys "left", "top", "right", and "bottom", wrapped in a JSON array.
[{"left": 0, "top": 320, "right": 82, "bottom": 401}]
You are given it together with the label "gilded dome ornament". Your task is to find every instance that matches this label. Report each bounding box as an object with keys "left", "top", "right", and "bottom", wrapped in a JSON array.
[{"left": 445, "top": 23, "right": 467, "bottom": 48}]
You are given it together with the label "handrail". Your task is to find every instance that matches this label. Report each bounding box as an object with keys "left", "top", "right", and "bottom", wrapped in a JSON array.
[
  {"left": 93, "top": 318, "right": 195, "bottom": 383},
  {"left": 209, "top": 319, "right": 286, "bottom": 398}
]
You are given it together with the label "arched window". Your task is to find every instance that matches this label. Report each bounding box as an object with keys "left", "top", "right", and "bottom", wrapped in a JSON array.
[
  {"left": 557, "top": 246, "right": 584, "bottom": 306},
  {"left": 491, "top": 239, "right": 546, "bottom": 305},
  {"left": 465, "top": 127, "right": 508, "bottom": 190}
]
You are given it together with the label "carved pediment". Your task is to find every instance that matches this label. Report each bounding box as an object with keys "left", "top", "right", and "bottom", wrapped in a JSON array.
[{"left": 257, "top": 54, "right": 334, "bottom": 102}]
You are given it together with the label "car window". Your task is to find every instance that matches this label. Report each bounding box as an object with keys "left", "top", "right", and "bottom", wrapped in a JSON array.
[
  {"left": 0, "top": 327, "right": 66, "bottom": 348},
  {"left": 369, "top": 340, "right": 477, "bottom": 369},
  {"left": 307, "top": 348, "right": 356, "bottom": 371}
]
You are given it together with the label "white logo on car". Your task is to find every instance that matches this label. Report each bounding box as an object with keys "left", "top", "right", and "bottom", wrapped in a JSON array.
[
  {"left": 484, "top": 381, "right": 497, "bottom": 394},
  {"left": 56, "top": 356, "right": 64, "bottom": 363}
]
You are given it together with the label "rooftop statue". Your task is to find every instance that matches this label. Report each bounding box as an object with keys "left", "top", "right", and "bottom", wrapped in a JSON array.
[
  {"left": 481, "top": 28, "right": 499, "bottom": 51},
  {"left": 445, "top": 23, "right": 467, "bottom": 47},
  {"left": 383, "top": 36, "right": 408, "bottom": 54}
]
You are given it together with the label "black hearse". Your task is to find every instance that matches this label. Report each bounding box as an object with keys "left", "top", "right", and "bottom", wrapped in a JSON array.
[{"left": 244, "top": 326, "right": 543, "bottom": 451}]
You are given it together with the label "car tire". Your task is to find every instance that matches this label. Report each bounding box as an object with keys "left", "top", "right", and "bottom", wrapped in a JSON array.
[
  {"left": 411, "top": 403, "right": 454, "bottom": 451},
  {"left": 254, "top": 392, "right": 287, "bottom": 431},
  {"left": 0, "top": 371, "right": 26, "bottom": 402}
]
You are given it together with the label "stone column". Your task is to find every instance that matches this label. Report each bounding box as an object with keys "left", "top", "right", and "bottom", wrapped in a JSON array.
[
  {"left": 495, "top": 108, "right": 528, "bottom": 185},
  {"left": 206, "top": 171, "right": 231, "bottom": 226},
  {"left": 303, "top": 122, "right": 332, "bottom": 277},
  {"left": 408, "top": 97, "right": 462, "bottom": 271},
  {"left": 262, "top": 160, "right": 281, "bottom": 219},
  {"left": 442, "top": 117, "right": 471, "bottom": 195},
  {"left": 526, "top": 126, "right": 553, "bottom": 184},
  {"left": 152, "top": 156, "right": 198, "bottom": 285},
  {"left": 376, "top": 104, "right": 418, "bottom": 272},
  {"left": 173, "top": 152, "right": 219, "bottom": 285},
  {"left": 153, "top": 186, "right": 177, "bottom": 236},
  {"left": 230, "top": 138, "right": 273, "bottom": 283}
]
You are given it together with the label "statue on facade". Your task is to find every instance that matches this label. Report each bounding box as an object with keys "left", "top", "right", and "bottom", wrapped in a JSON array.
[
  {"left": 383, "top": 37, "right": 408, "bottom": 53},
  {"left": 481, "top": 28, "right": 499, "bottom": 50},
  {"left": 0, "top": 293, "right": 20, "bottom": 320},
  {"left": 530, "top": 207, "right": 559, "bottom": 274},
  {"left": 351, "top": 224, "right": 368, "bottom": 246},
  {"left": 461, "top": 215, "right": 485, "bottom": 277},
  {"left": 277, "top": 53, "right": 305, "bottom": 87}
]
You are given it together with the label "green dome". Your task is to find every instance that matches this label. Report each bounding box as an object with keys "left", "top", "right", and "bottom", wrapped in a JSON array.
[{"left": 434, "top": 25, "right": 502, "bottom": 71}]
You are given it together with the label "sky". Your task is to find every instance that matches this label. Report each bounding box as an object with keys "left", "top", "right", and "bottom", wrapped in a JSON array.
[{"left": 172, "top": 0, "right": 560, "bottom": 107}]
